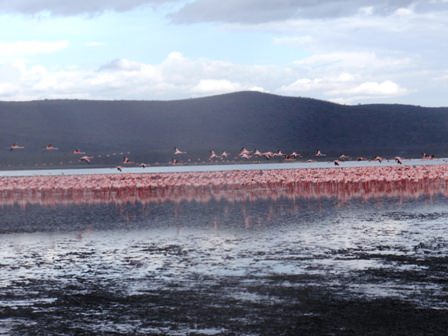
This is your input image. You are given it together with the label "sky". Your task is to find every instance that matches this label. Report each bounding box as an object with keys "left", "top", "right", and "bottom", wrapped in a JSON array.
[{"left": 0, "top": 0, "right": 448, "bottom": 105}]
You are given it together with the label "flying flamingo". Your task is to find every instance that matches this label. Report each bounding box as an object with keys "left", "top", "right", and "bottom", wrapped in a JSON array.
[
  {"left": 395, "top": 156, "right": 403, "bottom": 164},
  {"left": 9, "top": 144, "right": 24, "bottom": 151},
  {"left": 273, "top": 150, "right": 285, "bottom": 158},
  {"left": 285, "top": 152, "right": 301, "bottom": 160},
  {"left": 72, "top": 149, "right": 86, "bottom": 155},
  {"left": 209, "top": 150, "right": 220, "bottom": 161},
  {"left": 315, "top": 149, "right": 326, "bottom": 157},
  {"left": 239, "top": 147, "right": 252, "bottom": 157},
  {"left": 80, "top": 156, "right": 93, "bottom": 164},
  {"left": 262, "top": 151, "right": 273, "bottom": 160},
  {"left": 339, "top": 154, "right": 350, "bottom": 161},
  {"left": 253, "top": 149, "right": 263, "bottom": 157},
  {"left": 174, "top": 147, "right": 187, "bottom": 155},
  {"left": 221, "top": 151, "right": 230, "bottom": 159},
  {"left": 45, "top": 144, "right": 59, "bottom": 151},
  {"left": 122, "top": 156, "right": 134, "bottom": 164},
  {"left": 373, "top": 156, "right": 383, "bottom": 163}
]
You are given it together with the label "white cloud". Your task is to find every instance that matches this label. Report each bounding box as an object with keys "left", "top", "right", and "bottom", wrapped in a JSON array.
[
  {"left": 0, "top": 52, "right": 412, "bottom": 103},
  {"left": 192, "top": 79, "right": 243, "bottom": 94},
  {"left": 0, "top": 40, "right": 69, "bottom": 57},
  {"left": 272, "top": 35, "right": 313, "bottom": 47},
  {"left": 340, "top": 80, "right": 407, "bottom": 96},
  {"left": 0, "top": 0, "right": 174, "bottom": 15},
  {"left": 294, "top": 51, "right": 412, "bottom": 71},
  {"left": 0, "top": 53, "right": 274, "bottom": 100}
]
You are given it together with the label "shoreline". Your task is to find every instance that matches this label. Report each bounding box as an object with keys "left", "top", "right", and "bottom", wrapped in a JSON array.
[
  {"left": 0, "top": 157, "right": 447, "bottom": 177},
  {"left": 1, "top": 164, "right": 447, "bottom": 206}
]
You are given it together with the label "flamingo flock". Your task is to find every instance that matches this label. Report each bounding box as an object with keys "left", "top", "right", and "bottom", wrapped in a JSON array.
[
  {"left": 1, "top": 164, "right": 448, "bottom": 207},
  {"left": 4, "top": 141, "right": 438, "bottom": 170}
]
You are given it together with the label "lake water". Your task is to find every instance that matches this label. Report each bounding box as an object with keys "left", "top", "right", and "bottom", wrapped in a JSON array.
[
  {"left": 1, "top": 158, "right": 447, "bottom": 177},
  {"left": 1, "top": 194, "right": 447, "bottom": 335}
]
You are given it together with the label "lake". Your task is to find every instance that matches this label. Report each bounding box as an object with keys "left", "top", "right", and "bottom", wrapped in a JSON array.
[{"left": 1, "top": 193, "right": 447, "bottom": 335}]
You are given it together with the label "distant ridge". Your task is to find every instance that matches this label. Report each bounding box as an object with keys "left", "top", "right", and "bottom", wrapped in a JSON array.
[{"left": 1, "top": 91, "right": 448, "bottom": 168}]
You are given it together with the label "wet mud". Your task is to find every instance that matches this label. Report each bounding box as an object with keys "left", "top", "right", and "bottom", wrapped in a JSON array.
[{"left": 0, "top": 197, "right": 447, "bottom": 335}]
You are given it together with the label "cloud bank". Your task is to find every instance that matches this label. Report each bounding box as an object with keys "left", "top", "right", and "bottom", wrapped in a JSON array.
[
  {"left": 0, "top": 51, "right": 411, "bottom": 104},
  {"left": 0, "top": 0, "right": 172, "bottom": 15}
]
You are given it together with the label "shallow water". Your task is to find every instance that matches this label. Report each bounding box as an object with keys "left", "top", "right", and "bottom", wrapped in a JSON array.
[
  {"left": 0, "top": 197, "right": 448, "bottom": 335},
  {"left": 1, "top": 157, "right": 448, "bottom": 177}
]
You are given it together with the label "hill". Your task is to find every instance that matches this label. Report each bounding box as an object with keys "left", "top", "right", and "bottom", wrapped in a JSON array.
[{"left": 1, "top": 91, "right": 447, "bottom": 168}]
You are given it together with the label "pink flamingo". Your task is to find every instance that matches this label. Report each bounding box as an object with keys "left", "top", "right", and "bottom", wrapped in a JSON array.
[
  {"left": 262, "top": 151, "right": 273, "bottom": 160},
  {"left": 273, "top": 150, "right": 285, "bottom": 158},
  {"left": 9, "top": 144, "right": 24, "bottom": 151},
  {"left": 315, "top": 149, "right": 326, "bottom": 157},
  {"left": 221, "top": 151, "right": 230, "bottom": 159},
  {"left": 174, "top": 147, "right": 187, "bottom": 155},
  {"left": 239, "top": 147, "right": 252, "bottom": 157},
  {"left": 373, "top": 156, "right": 383, "bottom": 163},
  {"left": 209, "top": 150, "right": 220, "bottom": 161},
  {"left": 45, "top": 144, "right": 59, "bottom": 151},
  {"left": 80, "top": 156, "right": 93, "bottom": 164}
]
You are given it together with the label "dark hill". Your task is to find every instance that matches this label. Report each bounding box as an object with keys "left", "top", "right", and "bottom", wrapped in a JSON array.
[{"left": 1, "top": 91, "right": 448, "bottom": 168}]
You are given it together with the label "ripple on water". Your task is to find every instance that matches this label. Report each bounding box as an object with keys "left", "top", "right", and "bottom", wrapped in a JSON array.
[{"left": 0, "top": 196, "right": 447, "bottom": 334}]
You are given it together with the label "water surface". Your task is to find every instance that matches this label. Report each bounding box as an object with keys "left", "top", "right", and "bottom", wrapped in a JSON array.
[{"left": 1, "top": 196, "right": 447, "bottom": 335}]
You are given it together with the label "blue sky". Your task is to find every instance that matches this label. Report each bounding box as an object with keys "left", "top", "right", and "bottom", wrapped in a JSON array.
[{"left": 1, "top": 0, "right": 448, "bottom": 105}]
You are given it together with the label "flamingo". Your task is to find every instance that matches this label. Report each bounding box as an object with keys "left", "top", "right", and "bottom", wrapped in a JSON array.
[
  {"left": 262, "top": 151, "right": 273, "bottom": 160},
  {"left": 373, "top": 156, "right": 383, "bottom": 163},
  {"left": 422, "top": 153, "right": 435, "bottom": 160},
  {"left": 1, "top": 162, "right": 448, "bottom": 207},
  {"left": 288, "top": 152, "right": 301, "bottom": 159},
  {"left": 45, "top": 144, "right": 59, "bottom": 151},
  {"left": 273, "top": 150, "right": 285, "bottom": 158},
  {"left": 239, "top": 147, "right": 252, "bottom": 157},
  {"left": 80, "top": 156, "right": 93, "bottom": 164},
  {"left": 253, "top": 149, "right": 263, "bottom": 157},
  {"left": 122, "top": 156, "right": 133, "bottom": 164},
  {"left": 209, "top": 150, "right": 220, "bottom": 161},
  {"left": 9, "top": 144, "right": 24, "bottom": 151},
  {"left": 334, "top": 160, "right": 340, "bottom": 166},
  {"left": 339, "top": 154, "right": 350, "bottom": 161},
  {"left": 174, "top": 147, "right": 187, "bottom": 155},
  {"left": 315, "top": 149, "right": 326, "bottom": 157},
  {"left": 240, "top": 153, "right": 251, "bottom": 160},
  {"left": 72, "top": 149, "right": 86, "bottom": 155},
  {"left": 221, "top": 151, "right": 230, "bottom": 159},
  {"left": 395, "top": 156, "right": 403, "bottom": 164}
]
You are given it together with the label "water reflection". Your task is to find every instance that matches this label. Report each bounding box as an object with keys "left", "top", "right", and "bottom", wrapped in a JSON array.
[
  {"left": 1, "top": 193, "right": 448, "bottom": 334},
  {"left": 0, "top": 177, "right": 447, "bottom": 208}
]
